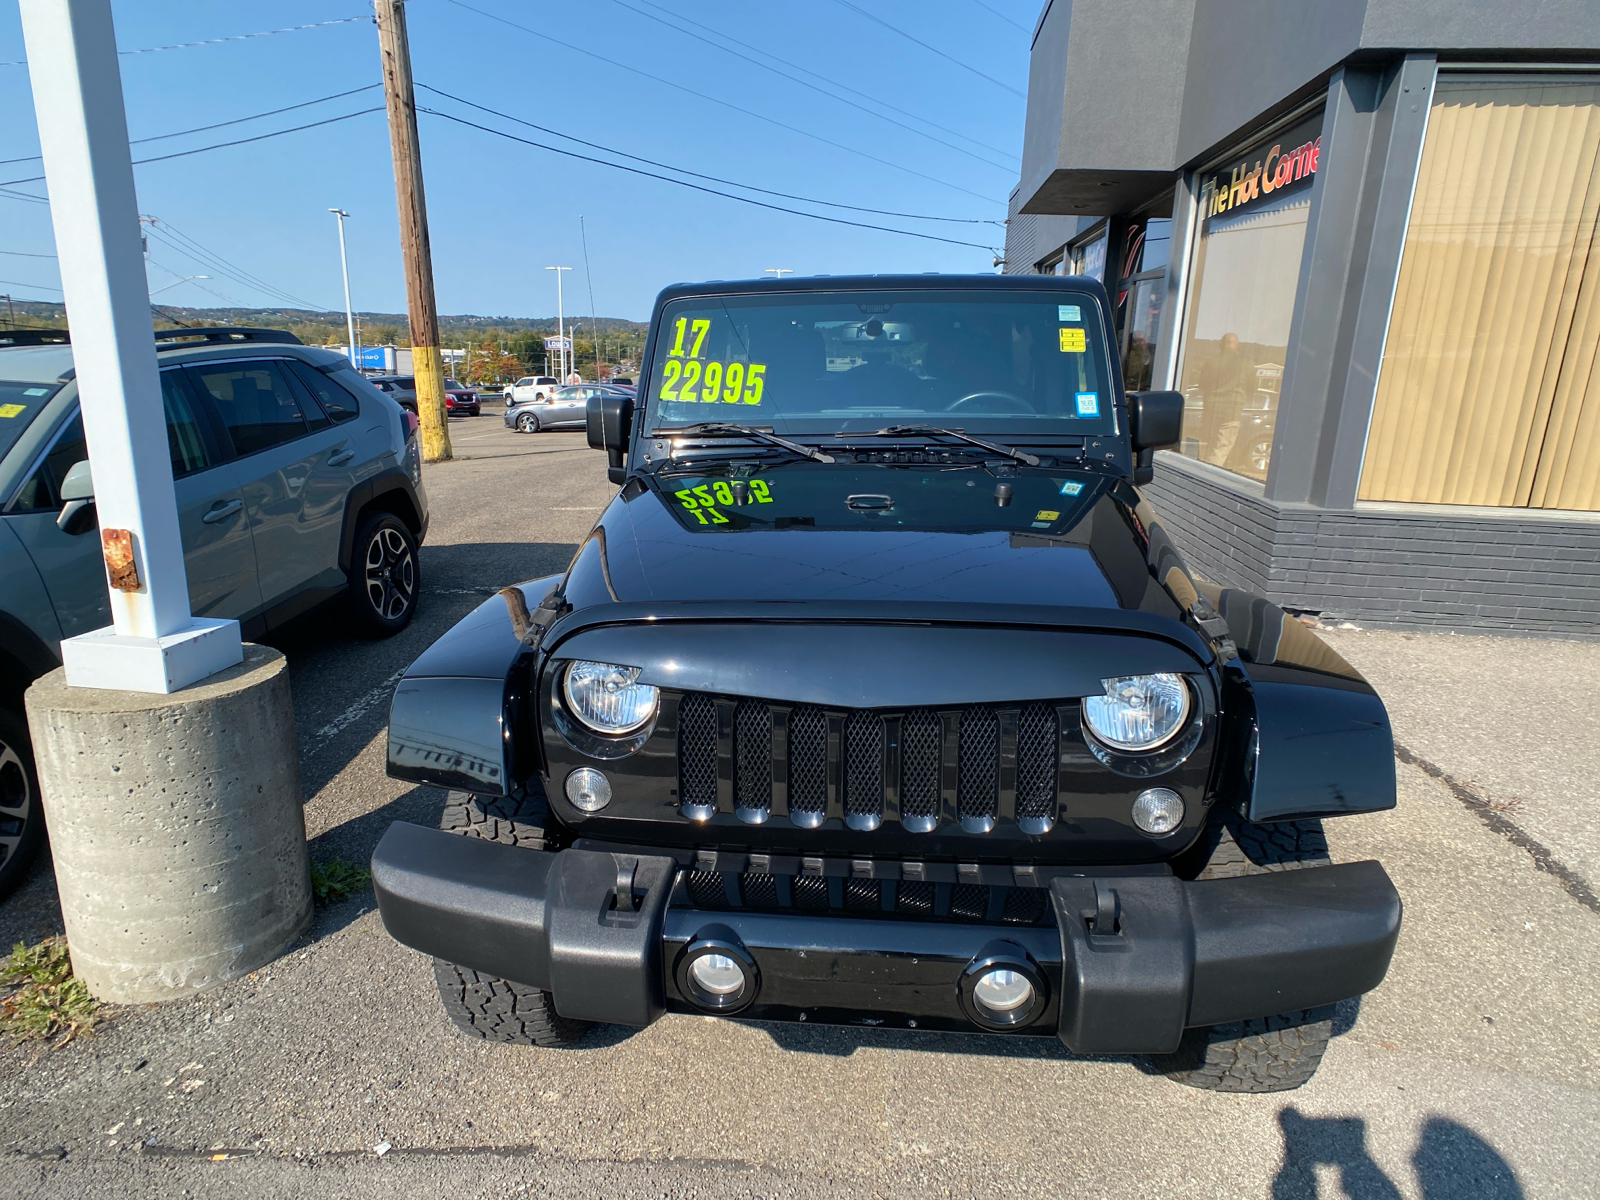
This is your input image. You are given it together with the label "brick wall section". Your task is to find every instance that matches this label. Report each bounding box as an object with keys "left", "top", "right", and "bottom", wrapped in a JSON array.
[{"left": 1143, "top": 452, "right": 1600, "bottom": 639}]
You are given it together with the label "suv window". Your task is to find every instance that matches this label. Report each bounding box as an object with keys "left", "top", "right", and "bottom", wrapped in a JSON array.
[
  {"left": 188, "top": 360, "right": 314, "bottom": 455},
  {"left": 286, "top": 360, "right": 360, "bottom": 424},
  {"left": 0, "top": 380, "right": 63, "bottom": 461}
]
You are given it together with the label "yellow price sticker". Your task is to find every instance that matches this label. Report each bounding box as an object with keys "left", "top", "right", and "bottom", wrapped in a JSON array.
[
  {"left": 660, "top": 359, "right": 766, "bottom": 404},
  {"left": 1058, "top": 327, "right": 1085, "bottom": 353},
  {"left": 1035, "top": 509, "right": 1060, "bottom": 521},
  {"left": 0, "top": 403, "right": 24, "bottom": 418}
]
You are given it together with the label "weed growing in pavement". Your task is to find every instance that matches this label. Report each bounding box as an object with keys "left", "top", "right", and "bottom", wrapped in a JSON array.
[
  {"left": 0, "top": 937, "right": 101, "bottom": 1048},
  {"left": 310, "top": 857, "right": 372, "bottom": 904}
]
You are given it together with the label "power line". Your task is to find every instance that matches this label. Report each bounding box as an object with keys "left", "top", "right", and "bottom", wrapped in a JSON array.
[
  {"left": 419, "top": 85, "right": 1001, "bottom": 226},
  {"left": 419, "top": 106, "right": 998, "bottom": 253},
  {"left": 143, "top": 220, "right": 330, "bottom": 311},
  {"left": 0, "top": 248, "right": 55, "bottom": 258},
  {"left": 627, "top": 0, "right": 1017, "bottom": 163},
  {"left": 0, "top": 276, "right": 61, "bottom": 293},
  {"left": 602, "top": 0, "right": 1016, "bottom": 173},
  {"left": 968, "top": 0, "right": 1030, "bottom": 32},
  {"left": 440, "top": 0, "right": 1002, "bottom": 207},
  {"left": 0, "top": 15, "right": 372, "bottom": 67},
  {"left": 828, "top": 0, "right": 1025, "bottom": 97}
]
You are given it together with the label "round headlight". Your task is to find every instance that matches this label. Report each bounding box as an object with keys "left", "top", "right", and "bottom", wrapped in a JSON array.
[
  {"left": 562, "top": 660, "right": 659, "bottom": 735},
  {"left": 1082, "top": 673, "right": 1190, "bottom": 751}
]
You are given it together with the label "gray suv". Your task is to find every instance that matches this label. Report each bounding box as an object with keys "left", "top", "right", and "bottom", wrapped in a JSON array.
[{"left": 0, "top": 327, "right": 430, "bottom": 897}]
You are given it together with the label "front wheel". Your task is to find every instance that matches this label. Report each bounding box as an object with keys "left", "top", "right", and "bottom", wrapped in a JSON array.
[
  {"left": 516, "top": 412, "right": 540, "bottom": 433},
  {"left": 0, "top": 705, "right": 45, "bottom": 902},
  {"left": 348, "top": 511, "right": 419, "bottom": 636}
]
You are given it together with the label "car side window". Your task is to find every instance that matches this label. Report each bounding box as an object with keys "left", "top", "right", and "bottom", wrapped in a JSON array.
[
  {"left": 162, "top": 369, "right": 211, "bottom": 475},
  {"left": 286, "top": 361, "right": 360, "bottom": 423},
  {"left": 187, "top": 360, "right": 311, "bottom": 456}
]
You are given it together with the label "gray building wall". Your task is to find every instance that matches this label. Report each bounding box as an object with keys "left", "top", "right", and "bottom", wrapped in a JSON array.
[{"left": 1001, "top": 184, "right": 1092, "bottom": 274}]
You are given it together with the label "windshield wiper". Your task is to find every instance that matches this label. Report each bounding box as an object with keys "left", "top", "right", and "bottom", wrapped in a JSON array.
[
  {"left": 661, "top": 423, "right": 835, "bottom": 464},
  {"left": 853, "top": 424, "right": 1040, "bottom": 467}
]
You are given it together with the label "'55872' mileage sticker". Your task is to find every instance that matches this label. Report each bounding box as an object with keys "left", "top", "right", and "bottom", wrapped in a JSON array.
[{"left": 659, "top": 315, "right": 766, "bottom": 403}]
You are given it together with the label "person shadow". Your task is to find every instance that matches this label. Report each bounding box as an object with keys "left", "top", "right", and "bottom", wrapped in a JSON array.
[{"left": 1272, "top": 1109, "right": 1523, "bottom": 1199}]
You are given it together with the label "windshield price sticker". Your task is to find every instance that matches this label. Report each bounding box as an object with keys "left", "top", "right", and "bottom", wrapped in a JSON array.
[
  {"left": 1058, "top": 327, "right": 1086, "bottom": 353},
  {"left": 0, "top": 403, "right": 24, "bottom": 419},
  {"left": 661, "top": 315, "right": 767, "bottom": 404},
  {"left": 674, "top": 479, "right": 773, "bottom": 525}
]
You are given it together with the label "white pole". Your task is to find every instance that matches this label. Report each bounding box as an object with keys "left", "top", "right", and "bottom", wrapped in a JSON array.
[
  {"left": 20, "top": 0, "right": 240, "bottom": 692},
  {"left": 546, "top": 265, "right": 571, "bottom": 381},
  {"left": 330, "top": 208, "right": 356, "bottom": 366}
]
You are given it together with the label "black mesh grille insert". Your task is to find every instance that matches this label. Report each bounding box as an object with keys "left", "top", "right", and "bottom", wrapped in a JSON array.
[
  {"left": 899, "top": 709, "right": 941, "bottom": 820},
  {"left": 677, "top": 693, "right": 718, "bottom": 811},
  {"left": 844, "top": 877, "right": 880, "bottom": 911},
  {"left": 734, "top": 701, "right": 772, "bottom": 814},
  {"left": 957, "top": 708, "right": 999, "bottom": 821},
  {"left": 844, "top": 712, "right": 884, "bottom": 818},
  {"left": 792, "top": 874, "right": 830, "bottom": 909},
  {"left": 740, "top": 873, "right": 779, "bottom": 908},
  {"left": 788, "top": 705, "right": 828, "bottom": 816},
  {"left": 950, "top": 883, "right": 988, "bottom": 920},
  {"left": 686, "top": 871, "right": 726, "bottom": 908},
  {"left": 1001, "top": 888, "right": 1048, "bottom": 925},
  {"left": 1016, "top": 703, "right": 1058, "bottom": 821},
  {"left": 897, "top": 881, "right": 934, "bottom": 915}
]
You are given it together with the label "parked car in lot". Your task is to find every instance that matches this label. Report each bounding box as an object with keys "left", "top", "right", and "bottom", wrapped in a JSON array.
[
  {"left": 368, "top": 374, "right": 416, "bottom": 412},
  {"left": 443, "top": 379, "right": 480, "bottom": 417},
  {"left": 505, "top": 383, "right": 633, "bottom": 433},
  {"left": 0, "top": 326, "right": 429, "bottom": 898},
  {"left": 373, "top": 275, "right": 1401, "bottom": 1093},
  {"left": 508, "top": 375, "right": 559, "bottom": 405}
]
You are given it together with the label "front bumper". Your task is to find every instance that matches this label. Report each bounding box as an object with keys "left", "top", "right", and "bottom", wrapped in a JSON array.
[{"left": 371, "top": 822, "right": 1400, "bottom": 1054}]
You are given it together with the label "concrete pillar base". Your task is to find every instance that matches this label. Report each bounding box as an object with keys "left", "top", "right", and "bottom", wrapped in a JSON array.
[{"left": 24, "top": 644, "right": 312, "bottom": 1003}]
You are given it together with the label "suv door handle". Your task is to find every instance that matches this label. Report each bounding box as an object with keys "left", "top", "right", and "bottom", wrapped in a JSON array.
[
  {"left": 201, "top": 499, "right": 243, "bottom": 524},
  {"left": 327, "top": 447, "right": 355, "bottom": 466}
]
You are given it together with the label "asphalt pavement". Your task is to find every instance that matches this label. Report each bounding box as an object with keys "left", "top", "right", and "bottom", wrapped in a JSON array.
[{"left": 2, "top": 412, "right": 1596, "bottom": 1199}]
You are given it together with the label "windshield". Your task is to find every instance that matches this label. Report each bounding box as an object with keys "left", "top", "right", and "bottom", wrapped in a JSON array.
[
  {"left": 0, "top": 380, "right": 64, "bottom": 460},
  {"left": 644, "top": 289, "right": 1115, "bottom": 436}
]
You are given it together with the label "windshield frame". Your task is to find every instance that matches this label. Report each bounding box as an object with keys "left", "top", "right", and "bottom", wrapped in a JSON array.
[{"left": 638, "top": 278, "right": 1123, "bottom": 444}]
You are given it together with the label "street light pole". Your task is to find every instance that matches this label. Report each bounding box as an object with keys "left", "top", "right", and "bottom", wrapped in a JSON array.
[
  {"left": 546, "top": 265, "right": 571, "bottom": 381},
  {"left": 329, "top": 208, "right": 356, "bottom": 367},
  {"left": 765, "top": 268, "right": 794, "bottom": 278}
]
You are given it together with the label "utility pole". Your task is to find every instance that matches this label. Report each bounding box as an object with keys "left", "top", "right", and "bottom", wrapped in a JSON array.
[
  {"left": 581, "top": 215, "right": 602, "bottom": 380},
  {"left": 546, "top": 265, "right": 571, "bottom": 381},
  {"left": 1, "top": 294, "right": 14, "bottom": 328},
  {"left": 329, "top": 208, "right": 356, "bottom": 367},
  {"left": 374, "top": 0, "right": 451, "bottom": 461}
]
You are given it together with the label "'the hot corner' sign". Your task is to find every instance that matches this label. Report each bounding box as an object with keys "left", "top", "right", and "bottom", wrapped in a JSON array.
[{"left": 1202, "top": 111, "right": 1322, "bottom": 219}]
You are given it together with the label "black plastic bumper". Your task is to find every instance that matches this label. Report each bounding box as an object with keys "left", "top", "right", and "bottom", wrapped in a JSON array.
[{"left": 371, "top": 822, "right": 1401, "bottom": 1054}]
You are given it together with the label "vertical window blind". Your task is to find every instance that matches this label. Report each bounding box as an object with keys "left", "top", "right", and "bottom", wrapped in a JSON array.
[{"left": 1361, "top": 75, "right": 1600, "bottom": 510}]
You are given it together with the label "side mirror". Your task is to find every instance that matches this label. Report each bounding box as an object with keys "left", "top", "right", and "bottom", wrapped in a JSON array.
[
  {"left": 1128, "top": 390, "right": 1184, "bottom": 485},
  {"left": 587, "top": 392, "right": 634, "bottom": 484},
  {"left": 57, "top": 459, "right": 96, "bottom": 535}
]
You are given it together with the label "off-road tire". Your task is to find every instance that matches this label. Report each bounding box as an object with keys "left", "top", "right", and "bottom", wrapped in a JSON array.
[
  {"left": 0, "top": 705, "right": 45, "bottom": 902},
  {"left": 432, "top": 785, "right": 589, "bottom": 1046},
  {"left": 1155, "top": 807, "right": 1335, "bottom": 1091},
  {"left": 348, "top": 511, "right": 419, "bottom": 637}
]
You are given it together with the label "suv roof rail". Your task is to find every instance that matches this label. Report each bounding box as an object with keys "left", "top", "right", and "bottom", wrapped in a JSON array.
[
  {"left": 153, "top": 327, "right": 304, "bottom": 347},
  {"left": 0, "top": 329, "right": 71, "bottom": 347}
]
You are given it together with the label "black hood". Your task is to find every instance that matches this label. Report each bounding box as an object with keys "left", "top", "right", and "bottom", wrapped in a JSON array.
[{"left": 563, "top": 462, "right": 1184, "bottom": 618}]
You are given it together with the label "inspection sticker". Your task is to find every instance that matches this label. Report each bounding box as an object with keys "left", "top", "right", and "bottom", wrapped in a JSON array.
[
  {"left": 1034, "top": 509, "right": 1060, "bottom": 522},
  {"left": 1058, "top": 327, "right": 1086, "bottom": 353},
  {"left": 1058, "top": 479, "right": 1084, "bottom": 496},
  {"left": 0, "top": 403, "right": 24, "bottom": 418},
  {"left": 1058, "top": 305, "right": 1081, "bottom": 322},
  {"left": 1075, "top": 392, "right": 1099, "bottom": 417}
]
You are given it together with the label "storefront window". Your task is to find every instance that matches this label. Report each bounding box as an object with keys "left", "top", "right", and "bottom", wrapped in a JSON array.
[
  {"left": 1070, "top": 230, "right": 1107, "bottom": 281},
  {"left": 1115, "top": 217, "right": 1171, "bottom": 391},
  {"left": 1360, "top": 74, "right": 1600, "bottom": 511},
  {"left": 1175, "top": 112, "right": 1322, "bottom": 481}
]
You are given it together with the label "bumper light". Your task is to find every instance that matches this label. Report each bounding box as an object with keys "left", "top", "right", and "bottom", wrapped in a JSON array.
[
  {"left": 565, "top": 767, "right": 612, "bottom": 812},
  {"left": 1131, "top": 787, "right": 1184, "bottom": 834},
  {"left": 958, "top": 943, "right": 1046, "bottom": 1030},
  {"left": 676, "top": 928, "right": 759, "bottom": 1013},
  {"left": 973, "top": 968, "right": 1034, "bottom": 1014},
  {"left": 1082, "top": 673, "right": 1190, "bottom": 750}
]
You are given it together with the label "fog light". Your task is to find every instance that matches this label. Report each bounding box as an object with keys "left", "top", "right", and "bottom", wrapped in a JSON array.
[
  {"left": 972, "top": 968, "right": 1033, "bottom": 1014},
  {"left": 688, "top": 953, "right": 744, "bottom": 997},
  {"left": 1131, "top": 787, "right": 1184, "bottom": 834},
  {"left": 565, "top": 767, "right": 612, "bottom": 812}
]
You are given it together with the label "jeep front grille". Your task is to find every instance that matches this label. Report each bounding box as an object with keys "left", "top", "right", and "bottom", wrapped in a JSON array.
[{"left": 672, "top": 691, "right": 1067, "bottom": 834}]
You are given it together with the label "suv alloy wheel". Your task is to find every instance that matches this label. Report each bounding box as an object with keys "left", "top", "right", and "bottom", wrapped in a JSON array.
[
  {"left": 0, "top": 707, "right": 44, "bottom": 900},
  {"left": 350, "top": 511, "right": 419, "bottom": 635}
]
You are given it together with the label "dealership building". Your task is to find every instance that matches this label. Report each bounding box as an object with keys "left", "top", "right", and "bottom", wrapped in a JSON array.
[{"left": 1006, "top": 2, "right": 1600, "bottom": 636}]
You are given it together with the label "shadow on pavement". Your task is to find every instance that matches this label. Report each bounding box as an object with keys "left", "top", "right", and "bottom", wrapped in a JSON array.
[
  {"left": 1272, "top": 1108, "right": 1523, "bottom": 1199},
  {"left": 756, "top": 1020, "right": 1092, "bottom": 1061}
]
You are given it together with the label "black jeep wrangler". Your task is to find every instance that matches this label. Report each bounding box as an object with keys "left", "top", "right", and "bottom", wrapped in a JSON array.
[{"left": 372, "top": 275, "right": 1401, "bottom": 1092}]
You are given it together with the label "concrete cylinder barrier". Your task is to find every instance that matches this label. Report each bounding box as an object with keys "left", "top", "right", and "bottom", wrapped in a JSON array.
[{"left": 24, "top": 644, "right": 312, "bottom": 1002}]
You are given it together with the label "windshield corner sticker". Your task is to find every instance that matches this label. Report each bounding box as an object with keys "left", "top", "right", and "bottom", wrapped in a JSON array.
[
  {"left": 1058, "top": 304, "right": 1081, "bottom": 322},
  {"left": 1058, "top": 327, "right": 1086, "bottom": 354},
  {"left": 1058, "top": 479, "right": 1084, "bottom": 496},
  {"left": 0, "top": 403, "right": 24, "bottom": 418},
  {"left": 1075, "top": 392, "right": 1099, "bottom": 417}
]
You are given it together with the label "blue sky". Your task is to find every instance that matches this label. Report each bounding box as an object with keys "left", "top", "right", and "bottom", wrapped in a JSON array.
[{"left": 0, "top": 1, "right": 1034, "bottom": 322}]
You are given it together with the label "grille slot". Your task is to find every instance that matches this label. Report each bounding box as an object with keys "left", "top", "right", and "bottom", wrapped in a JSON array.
[
  {"left": 897, "top": 881, "right": 935, "bottom": 915},
  {"left": 792, "top": 874, "right": 830, "bottom": 909},
  {"left": 677, "top": 693, "right": 719, "bottom": 819},
  {"left": 740, "top": 872, "right": 779, "bottom": 907},
  {"left": 957, "top": 708, "right": 999, "bottom": 831},
  {"left": 679, "top": 869, "right": 1051, "bottom": 926},
  {"left": 734, "top": 701, "right": 772, "bottom": 822},
  {"left": 844, "top": 877, "right": 881, "bottom": 911},
  {"left": 950, "top": 882, "right": 988, "bottom": 921},
  {"left": 686, "top": 870, "right": 726, "bottom": 908},
  {"left": 844, "top": 712, "right": 884, "bottom": 830},
  {"left": 899, "top": 709, "right": 941, "bottom": 830},
  {"left": 788, "top": 705, "right": 828, "bottom": 826},
  {"left": 1002, "top": 887, "right": 1048, "bottom": 925},
  {"left": 1016, "top": 703, "right": 1058, "bottom": 831}
]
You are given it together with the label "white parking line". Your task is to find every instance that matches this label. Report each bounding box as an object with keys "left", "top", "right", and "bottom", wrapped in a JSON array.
[{"left": 312, "top": 666, "right": 407, "bottom": 741}]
